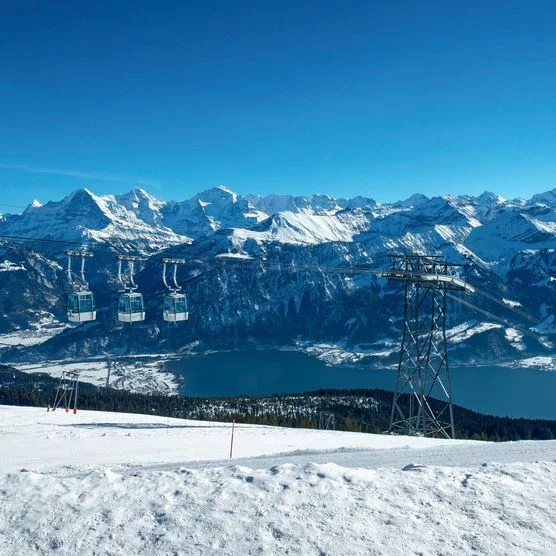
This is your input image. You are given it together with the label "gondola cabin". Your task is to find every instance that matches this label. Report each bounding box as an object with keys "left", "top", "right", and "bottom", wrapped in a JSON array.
[
  {"left": 163, "top": 293, "right": 188, "bottom": 322},
  {"left": 118, "top": 292, "right": 145, "bottom": 323},
  {"left": 67, "top": 291, "right": 96, "bottom": 323}
]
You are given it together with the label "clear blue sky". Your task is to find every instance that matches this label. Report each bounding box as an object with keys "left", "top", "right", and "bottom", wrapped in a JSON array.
[{"left": 1, "top": 0, "right": 555, "bottom": 208}]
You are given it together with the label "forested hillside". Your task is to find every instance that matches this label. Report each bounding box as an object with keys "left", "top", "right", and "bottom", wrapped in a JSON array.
[{"left": 2, "top": 365, "right": 554, "bottom": 442}]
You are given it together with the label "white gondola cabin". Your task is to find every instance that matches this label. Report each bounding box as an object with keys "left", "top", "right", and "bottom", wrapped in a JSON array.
[
  {"left": 163, "top": 293, "right": 188, "bottom": 322},
  {"left": 162, "top": 258, "right": 188, "bottom": 323},
  {"left": 116, "top": 255, "right": 145, "bottom": 323},
  {"left": 118, "top": 292, "right": 145, "bottom": 323},
  {"left": 68, "top": 291, "right": 96, "bottom": 323},
  {"left": 66, "top": 251, "right": 96, "bottom": 324}
]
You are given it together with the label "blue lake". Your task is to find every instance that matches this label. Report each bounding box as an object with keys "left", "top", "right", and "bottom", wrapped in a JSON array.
[{"left": 169, "top": 350, "right": 556, "bottom": 420}]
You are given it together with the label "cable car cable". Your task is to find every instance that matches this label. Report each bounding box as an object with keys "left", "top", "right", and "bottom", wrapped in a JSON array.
[
  {"left": 446, "top": 292, "right": 541, "bottom": 340},
  {"left": 468, "top": 285, "right": 540, "bottom": 324}
]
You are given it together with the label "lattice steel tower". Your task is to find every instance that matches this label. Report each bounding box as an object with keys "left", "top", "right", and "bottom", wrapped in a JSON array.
[{"left": 380, "top": 254, "right": 474, "bottom": 439}]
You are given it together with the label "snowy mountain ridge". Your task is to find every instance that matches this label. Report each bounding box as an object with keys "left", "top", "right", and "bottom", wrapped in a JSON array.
[
  {"left": 3, "top": 184, "right": 555, "bottom": 250},
  {"left": 0, "top": 184, "right": 555, "bottom": 364},
  {"left": 1, "top": 188, "right": 190, "bottom": 254}
]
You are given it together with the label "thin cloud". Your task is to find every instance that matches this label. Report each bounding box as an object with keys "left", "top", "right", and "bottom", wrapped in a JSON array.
[{"left": 0, "top": 163, "right": 161, "bottom": 188}]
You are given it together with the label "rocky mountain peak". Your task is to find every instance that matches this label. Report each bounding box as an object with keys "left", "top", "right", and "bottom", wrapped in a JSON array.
[
  {"left": 530, "top": 187, "right": 556, "bottom": 208},
  {"left": 476, "top": 191, "right": 506, "bottom": 205}
]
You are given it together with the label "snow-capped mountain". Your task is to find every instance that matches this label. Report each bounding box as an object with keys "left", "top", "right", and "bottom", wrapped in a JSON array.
[
  {"left": 466, "top": 208, "right": 556, "bottom": 273},
  {"left": 530, "top": 187, "right": 556, "bottom": 208},
  {"left": 162, "top": 186, "right": 266, "bottom": 238},
  {"left": 0, "top": 184, "right": 555, "bottom": 366},
  {"left": 0, "top": 188, "right": 189, "bottom": 254}
]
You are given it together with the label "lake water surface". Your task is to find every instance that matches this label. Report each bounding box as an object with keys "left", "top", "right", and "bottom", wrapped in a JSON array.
[{"left": 168, "top": 350, "right": 556, "bottom": 420}]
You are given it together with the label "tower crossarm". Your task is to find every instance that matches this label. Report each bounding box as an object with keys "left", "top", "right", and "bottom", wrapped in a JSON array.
[{"left": 378, "top": 270, "right": 475, "bottom": 293}]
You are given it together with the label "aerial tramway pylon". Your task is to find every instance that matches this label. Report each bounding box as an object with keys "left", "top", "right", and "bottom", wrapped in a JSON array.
[{"left": 379, "top": 254, "right": 474, "bottom": 439}]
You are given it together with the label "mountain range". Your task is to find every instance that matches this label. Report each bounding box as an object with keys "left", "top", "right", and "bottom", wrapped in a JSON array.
[{"left": 0, "top": 185, "right": 554, "bottom": 367}]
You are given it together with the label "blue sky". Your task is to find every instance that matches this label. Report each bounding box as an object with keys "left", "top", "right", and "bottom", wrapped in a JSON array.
[{"left": 1, "top": 0, "right": 555, "bottom": 209}]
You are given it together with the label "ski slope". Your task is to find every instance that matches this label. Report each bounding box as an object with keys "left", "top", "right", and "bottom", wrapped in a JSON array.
[{"left": 1, "top": 406, "right": 555, "bottom": 555}]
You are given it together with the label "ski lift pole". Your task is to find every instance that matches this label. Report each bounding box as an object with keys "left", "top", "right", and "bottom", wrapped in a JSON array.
[
  {"left": 230, "top": 418, "right": 236, "bottom": 459},
  {"left": 52, "top": 371, "right": 66, "bottom": 411},
  {"left": 73, "top": 375, "right": 79, "bottom": 414}
]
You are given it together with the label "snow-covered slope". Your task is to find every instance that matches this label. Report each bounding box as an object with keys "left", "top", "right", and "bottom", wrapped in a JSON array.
[
  {"left": 245, "top": 192, "right": 363, "bottom": 214},
  {"left": 466, "top": 207, "right": 556, "bottom": 272},
  {"left": 1, "top": 406, "right": 555, "bottom": 555},
  {"left": 0, "top": 405, "right": 466, "bottom": 473},
  {"left": 229, "top": 209, "right": 372, "bottom": 246}
]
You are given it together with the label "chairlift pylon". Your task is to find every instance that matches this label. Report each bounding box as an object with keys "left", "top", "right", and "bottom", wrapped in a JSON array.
[
  {"left": 162, "top": 258, "right": 188, "bottom": 322},
  {"left": 65, "top": 250, "right": 96, "bottom": 323}
]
